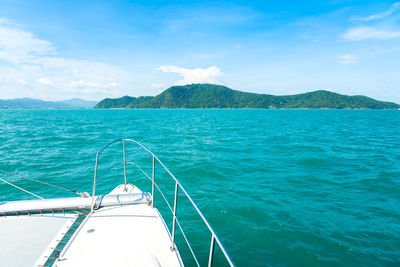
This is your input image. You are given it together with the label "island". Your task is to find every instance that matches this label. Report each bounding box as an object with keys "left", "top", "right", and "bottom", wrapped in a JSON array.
[{"left": 95, "top": 84, "right": 399, "bottom": 109}]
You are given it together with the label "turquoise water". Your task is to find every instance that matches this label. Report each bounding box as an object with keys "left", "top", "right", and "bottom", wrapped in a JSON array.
[{"left": 0, "top": 109, "right": 399, "bottom": 266}]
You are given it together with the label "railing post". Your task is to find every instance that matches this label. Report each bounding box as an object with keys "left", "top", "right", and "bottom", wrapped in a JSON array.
[
  {"left": 91, "top": 154, "right": 99, "bottom": 212},
  {"left": 170, "top": 181, "right": 178, "bottom": 251},
  {"left": 208, "top": 235, "right": 216, "bottom": 267},
  {"left": 151, "top": 156, "right": 155, "bottom": 208},
  {"left": 123, "top": 140, "right": 127, "bottom": 184}
]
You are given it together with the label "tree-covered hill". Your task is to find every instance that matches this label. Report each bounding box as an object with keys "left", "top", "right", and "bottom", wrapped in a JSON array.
[{"left": 95, "top": 84, "right": 400, "bottom": 109}]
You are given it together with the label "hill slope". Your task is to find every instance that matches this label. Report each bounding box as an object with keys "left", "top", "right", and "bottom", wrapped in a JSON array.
[{"left": 95, "top": 84, "right": 400, "bottom": 109}]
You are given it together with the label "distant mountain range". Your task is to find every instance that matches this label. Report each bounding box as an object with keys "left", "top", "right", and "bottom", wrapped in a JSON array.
[
  {"left": 0, "top": 98, "right": 97, "bottom": 109},
  {"left": 57, "top": 98, "right": 98, "bottom": 108},
  {"left": 2, "top": 84, "right": 398, "bottom": 109},
  {"left": 95, "top": 84, "right": 400, "bottom": 109}
]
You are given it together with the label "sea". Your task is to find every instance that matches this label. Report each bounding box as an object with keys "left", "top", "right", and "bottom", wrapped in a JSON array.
[{"left": 0, "top": 109, "right": 399, "bottom": 267}]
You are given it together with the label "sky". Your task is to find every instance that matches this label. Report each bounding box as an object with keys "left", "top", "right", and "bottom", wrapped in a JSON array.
[{"left": 0, "top": 0, "right": 400, "bottom": 102}]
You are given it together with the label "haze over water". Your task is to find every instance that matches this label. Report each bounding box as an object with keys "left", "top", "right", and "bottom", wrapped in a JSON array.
[{"left": 0, "top": 109, "right": 399, "bottom": 266}]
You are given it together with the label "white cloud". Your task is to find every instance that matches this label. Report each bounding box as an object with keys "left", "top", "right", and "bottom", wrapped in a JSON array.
[
  {"left": 338, "top": 54, "right": 358, "bottom": 64},
  {"left": 0, "top": 19, "right": 55, "bottom": 63},
  {"left": 151, "top": 83, "right": 165, "bottom": 89},
  {"left": 16, "top": 79, "right": 27, "bottom": 86},
  {"left": 36, "top": 77, "right": 53, "bottom": 85},
  {"left": 353, "top": 2, "right": 400, "bottom": 21},
  {"left": 158, "top": 65, "right": 222, "bottom": 85},
  {"left": 0, "top": 18, "right": 134, "bottom": 100},
  {"left": 343, "top": 26, "right": 400, "bottom": 41},
  {"left": 66, "top": 80, "right": 120, "bottom": 94}
]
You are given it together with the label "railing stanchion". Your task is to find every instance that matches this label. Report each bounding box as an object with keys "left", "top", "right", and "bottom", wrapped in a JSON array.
[
  {"left": 123, "top": 139, "right": 127, "bottom": 184},
  {"left": 151, "top": 156, "right": 155, "bottom": 208},
  {"left": 208, "top": 235, "right": 216, "bottom": 267},
  {"left": 91, "top": 154, "right": 99, "bottom": 212},
  {"left": 170, "top": 181, "right": 179, "bottom": 251}
]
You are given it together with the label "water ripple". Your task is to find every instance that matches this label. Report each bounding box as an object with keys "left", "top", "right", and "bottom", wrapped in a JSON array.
[{"left": 0, "top": 109, "right": 399, "bottom": 266}]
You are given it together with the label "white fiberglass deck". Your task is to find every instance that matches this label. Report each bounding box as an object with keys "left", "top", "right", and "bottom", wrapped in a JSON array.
[
  {"left": 57, "top": 184, "right": 181, "bottom": 267},
  {"left": 56, "top": 202, "right": 182, "bottom": 267}
]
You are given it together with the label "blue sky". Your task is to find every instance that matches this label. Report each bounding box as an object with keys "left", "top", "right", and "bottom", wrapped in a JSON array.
[{"left": 1, "top": 0, "right": 400, "bottom": 102}]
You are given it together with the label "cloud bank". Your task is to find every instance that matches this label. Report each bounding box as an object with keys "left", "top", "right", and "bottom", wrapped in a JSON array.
[
  {"left": 338, "top": 54, "right": 358, "bottom": 64},
  {"left": 343, "top": 26, "right": 400, "bottom": 41},
  {"left": 0, "top": 18, "right": 134, "bottom": 100},
  {"left": 352, "top": 2, "right": 400, "bottom": 21},
  {"left": 158, "top": 65, "right": 222, "bottom": 85},
  {"left": 344, "top": 3, "right": 400, "bottom": 42}
]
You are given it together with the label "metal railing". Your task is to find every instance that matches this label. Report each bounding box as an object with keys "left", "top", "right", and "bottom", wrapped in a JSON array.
[{"left": 91, "top": 139, "right": 235, "bottom": 267}]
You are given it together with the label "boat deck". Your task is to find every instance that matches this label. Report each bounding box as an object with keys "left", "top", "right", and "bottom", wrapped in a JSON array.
[
  {"left": 55, "top": 184, "right": 182, "bottom": 267},
  {"left": 0, "top": 184, "right": 182, "bottom": 267},
  {"left": 56, "top": 203, "right": 182, "bottom": 267}
]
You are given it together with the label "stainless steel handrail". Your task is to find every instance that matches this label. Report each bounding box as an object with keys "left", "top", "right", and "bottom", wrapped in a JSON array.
[{"left": 91, "top": 139, "right": 235, "bottom": 267}]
